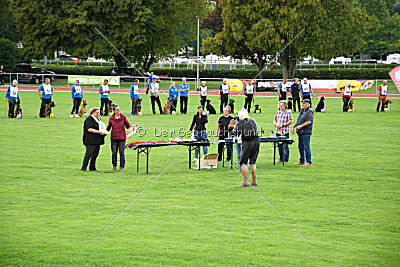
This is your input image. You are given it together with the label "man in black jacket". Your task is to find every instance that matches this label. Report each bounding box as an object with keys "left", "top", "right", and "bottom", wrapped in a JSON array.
[
  {"left": 290, "top": 78, "right": 301, "bottom": 112},
  {"left": 189, "top": 105, "right": 208, "bottom": 160},
  {"left": 217, "top": 106, "right": 234, "bottom": 162}
]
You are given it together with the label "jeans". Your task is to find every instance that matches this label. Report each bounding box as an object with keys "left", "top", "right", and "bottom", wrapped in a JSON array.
[
  {"left": 277, "top": 133, "right": 289, "bottom": 162},
  {"left": 298, "top": 134, "right": 311, "bottom": 164},
  {"left": 194, "top": 131, "right": 208, "bottom": 159},
  {"left": 342, "top": 96, "right": 350, "bottom": 112},
  {"left": 111, "top": 139, "right": 126, "bottom": 168},
  {"left": 71, "top": 98, "right": 82, "bottom": 115},
  {"left": 81, "top": 144, "right": 101, "bottom": 171}
]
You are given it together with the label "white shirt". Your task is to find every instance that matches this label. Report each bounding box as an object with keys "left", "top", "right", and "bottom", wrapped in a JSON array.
[
  {"left": 133, "top": 84, "right": 139, "bottom": 95},
  {"left": 221, "top": 84, "right": 229, "bottom": 94},
  {"left": 245, "top": 84, "right": 254, "bottom": 94},
  {"left": 302, "top": 82, "right": 310, "bottom": 93},
  {"left": 43, "top": 84, "right": 52, "bottom": 95},
  {"left": 74, "top": 85, "right": 82, "bottom": 94},
  {"left": 101, "top": 84, "right": 109, "bottom": 96},
  {"left": 10, "top": 85, "right": 18, "bottom": 97},
  {"left": 381, "top": 85, "right": 387, "bottom": 95},
  {"left": 150, "top": 83, "right": 159, "bottom": 94},
  {"left": 343, "top": 85, "right": 352, "bottom": 96},
  {"left": 200, "top": 86, "right": 207, "bottom": 96}
]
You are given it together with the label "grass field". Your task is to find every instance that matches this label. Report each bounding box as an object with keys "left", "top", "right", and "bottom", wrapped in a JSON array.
[{"left": 1, "top": 91, "right": 399, "bottom": 265}]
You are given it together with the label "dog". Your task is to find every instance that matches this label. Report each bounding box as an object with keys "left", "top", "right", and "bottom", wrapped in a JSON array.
[
  {"left": 206, "top": 99, "right": 216, "bottom": 114},
  {"left": 107, "top": 99, "right": 115, "bottom": 115},
  {"left": 163, "top": 98, "right": 171, "bottom": 115},
  {"left": 253, "top": 104, "right": 261, "bottom": 113},
  {"left": 287, "top": 97, "right": 293, "bottom": 110},
  {"left": 315, "top": 97, "right": 325, "bottom": 112},
  {"left": 78, "top": 100, "right": 87, "bottom": 117},
  {"left": 14, "top": 99, "right": 22, "bottom": 118},
  {"left": 44, "top": 101, "right": 55, "bottom": 117},
  {"left": 348, "top": 99, "right": 354, "bottom": 111},
  {"left": 385, "top": 99, "right": 392, "bottom": 110},
  {"left": 135, "top": 98, "right": 142, "bottom": 114},
  {"left": 228, "top": 99, "right": 235, "bottom": 113}
]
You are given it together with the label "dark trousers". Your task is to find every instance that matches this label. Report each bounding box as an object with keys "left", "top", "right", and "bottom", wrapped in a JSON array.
[
  {"left": 151, "top": 95, "right": 163, "bottom": 114},
  {"left": 200, "top": 96, "right": 207, "bottom": 107},
  {"left": 293, "top": 97, "right": 301, "bottom": 112},
  {"left": 131, "top": 98, "right": 139, "bottom": 114},
  {"left": 277, "top": 133, "right": 289, "bottom": 162},
  {"left": 111, "top": 139, "right": 126, "bottom": 168},
  {"left": 342, "top": 96, "right": 350, "bottom": 112},
  {"left": 170, "top": 99, "right": 178, "bottom": 112},
  {"left": 81, "top": 144, "right": 101, "bottom": 171},
  {"left": 100, "top": 98, "right": 109, "bottom": 115},
  {"left": 180, "top": 96, "right": 188, "bottom": 114},
  {"left": 0, "top": 74, "right": 4, "bottom": 86},
  {"left": 279, "top": 92, "right": 287, "bottom": 101},
  {"left": 71, "top": 98, "right": 82, "bottom": 115},
  {"left": 39, "top": 98, "right": 51, "bottom": 117},
  {"left": 220, "top": 94, "right": 229, "bottom": 113},
  {"left": 298, "top": 134, "right": 311, "bottom": 164},
  {"left": 8, "top": 100, "right": 16, "bottom": 118},
  {"left": 218, "top": 137, "right": 232, "bottom": 161},
  {"left": 302, "top": 95, "right": 311, "bottom": 107},
  {"left": 244, "top": 95, "right": 253, "bottom": 112}
]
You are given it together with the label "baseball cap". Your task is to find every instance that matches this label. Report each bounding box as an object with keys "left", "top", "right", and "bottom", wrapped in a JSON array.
[{"left": 302, "top": 99, "right": 311, "bottom": 104}]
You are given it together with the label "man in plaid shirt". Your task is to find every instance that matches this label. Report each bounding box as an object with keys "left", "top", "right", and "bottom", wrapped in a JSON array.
[{"left": 273, "top": 100, "right": 293, "bottom": 163}]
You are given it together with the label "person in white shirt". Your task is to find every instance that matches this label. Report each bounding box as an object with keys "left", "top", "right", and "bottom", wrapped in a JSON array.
[
  {"left": 99, "top": 79, "right": 110, "bottom": 116},
  {"left": 199, "top": 81, "right": 207, "bottom": 107},
  {"left": 219, "top": 78, "right": 230, "bottom": 113},
  {"left": 244, "top": 80, "right": 255, "bottom": 112},
  {"left": 377, "top": 80, "right": 388, "bottom": 112},
  {"left": 149, "top": 79, "right": 163, "bottom": 114},
  {"left": 278, "top": 79, "right": 289, "bottom": 101},
  {"left": 37, "top": 78, "right": 54, "bottom": 117}
]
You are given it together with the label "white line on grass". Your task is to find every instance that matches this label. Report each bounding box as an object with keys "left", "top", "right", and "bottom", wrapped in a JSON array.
[{"left": 95, "top": 158, "right": 176, "bottom": 239}]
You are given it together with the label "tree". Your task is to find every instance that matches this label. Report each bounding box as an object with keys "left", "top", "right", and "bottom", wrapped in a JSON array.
[
  {"left": 202, "top": 0, "right": 374, "bottom": 79},
  {"left": 0, "top": 38, "right": 20, "bottom": 72}
]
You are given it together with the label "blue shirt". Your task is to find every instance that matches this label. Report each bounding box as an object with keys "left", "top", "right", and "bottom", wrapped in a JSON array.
[
  {"left": 169, "top": 86, "right": 179, "bottom": 100},
  {"left": 300, "top": 83, "right": 311, "bottom": 96},
  {"left": 180, "top": 83, "right": 189, "bottom": 97},
  {"left": 148, "top": 75, "right": 153, "bottom": 84},
  {"left": 149, "top": 83, "right": 159, "bottom": 97},
  {"left": 38, "top": 84, "right": 53, "bottom": 99},
  {"left": 130, "top": 84, "right": 140, "bottom": 99},
  {"left": 71, "top": 84, "right": 83, "bottom": 99},
  {"left": 6, "top": 84, "right": 20, "bottom": 101},
  {"left": 99, "top": 84, "right": 109, "bottom": 99}
]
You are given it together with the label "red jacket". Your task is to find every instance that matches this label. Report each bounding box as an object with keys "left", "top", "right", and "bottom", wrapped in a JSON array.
[{"left": 107, "top": 113, "right": 131, "bottom": 140}]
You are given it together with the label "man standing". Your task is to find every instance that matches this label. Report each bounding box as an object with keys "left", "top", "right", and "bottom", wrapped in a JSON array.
[
  {"left": 71, "top": 80, "right": 83, "bottom": 117},
  {"left": 37, "top": 78, "right": 54, "bottom": 117},
  {"left": 219, "top": 78, "right": 230, "bottom": 114},
  {"left": 278, "top": 79, "right": 289, "bottom": 101},
  {"left": 6, "top": 80, "right": 20, "bottom": 118},
  {"left": 342, "top": 82, "right": 352, "bottom": 112},
  {"left": 199, "top": 81, "right": 207, "bottom": 107},
  {"left": 300, "top": 78, "right": 314, "bottom": 107},
  {"left": 179, "top": 77, "right": 189, "bottom": 114},
  {"left": 146, "top": 72, "right": 154, "bottom": 94},
  {"left": 0, "top": 65, "right": 5, "bottom": 86},
  {"left": 273, "top": 100, "right": 293, "bottom": 163},
  {"left": 292, "top": 99, "right": 314, "bottom": 166},
  {"left": 216, "top": 106, "right": 234, "bottom": 162},
  {"left": 169, "top": 81, "right": 179, "bottom": 113},
  {"left": 244, "top": 80, "right": 255, "bottom": 112},
  {"left": 149, "top": 79, "right": 163, "bottom": 114},
  {"left": 290, "top": 78, "right": 301, "bottom": 112},
  {"left": 377, "top": 80, "right": 388, "bottom": 112},
  {"left": 99, "top": 79, "right": 110, "bottom": 116},
  {"left": 130, "top": 79, "right": 140, "bottom": 115}
]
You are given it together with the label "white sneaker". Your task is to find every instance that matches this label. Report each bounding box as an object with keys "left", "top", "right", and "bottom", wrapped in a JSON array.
[
  {"left": 192, "top": 158, "right": 198, "bottom": 161},
  {"left": 75, "top": 114, "right": 80, "bottom": 118},
  {"left": 70, "top": 114, "right": 74, "bottom": 118}
]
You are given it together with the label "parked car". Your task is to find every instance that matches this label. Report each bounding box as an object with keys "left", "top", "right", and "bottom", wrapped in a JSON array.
[
  {"left": 58, "top": 54, "right": 73, "bottom": 61},
  {"left": 15, "top": 63, "right": 55, "bottom": 84},
  {"left": 111, "top": 67, "right": 147, "bottom": 82}
]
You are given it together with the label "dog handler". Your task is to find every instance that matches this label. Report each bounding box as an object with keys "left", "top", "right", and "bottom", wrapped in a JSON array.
[
  {"left": 292, "top": 99, "right": 314, "bottom": 166},
  {"left": 180, "top": 77, "right": 190, "bottom": 114},
  {"left": 6, "top": 80, "right": 20, "bottom": 118},
  {"left": 71, "top": 80, "right": 83, "bottom": 117},
  {"left": 244, "top": 80, "right": 255, "bottom": 112},
  {"left": 99, "top": 79, "right": 110, "bottom": 116},
  {"left": 300, "top": 78, "right": 314, "bottom": 107},
  {"left": 199, "top": 81, "right": 207, "bottom": 107},
  {"left": 219, "top": 78, "right": 230, "bottom": 114},
  {"left": 37, "top": 78, "right": 54, "bottom": 117},
  {"left": 168, "top": 81, "right": 179, "bottom": 113},
  {"left": 290, "top": 78, "right": 301, "bottom": 112},
  {"left": 342, "top": 82, "right": 352, "bottom": 112},
  {"left": 149, "top": 79, "right": 163, "bottom": 114},
  {"left": 377, "top": 80, "right": 388, "bottom": 112},
  {"left": 130, "top": 79, "right": 140, "bottom": 115}
]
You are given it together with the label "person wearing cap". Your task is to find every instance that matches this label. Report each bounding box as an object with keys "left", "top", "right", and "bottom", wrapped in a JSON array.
[
  {"left": 189, "top": 105, "right": 208, "bottom": 160},
  {"left": 300, "top": 78, "right": 315, "bottom": 107},
  {"left": 292, "top": 99, "right": 314, "bottom": 166},
  {"left": 130, "top": 79, "right": 140, "bottom": 115},
  {"left": 199, "top": 81, "right": 207, "bottom": 107},
  {"left": 37, "top": 78, "right": 54, "bottom": 117},
  {"left": 377, "top": 80, "right": 388, "bottom": 112},
  {"left": 71, "top": 80, "right": 83, "bottom": 117},
  {"left": 219, "top": 78, "right": 230, "bottom": 114},
  {"left": 99, "top": 79, "right": 110, "bottom": 116},
  {"left": 341, "top": 82, "right": 352, "bottom": 112},
  {"left": 168, "top": 81, "right": 179, "bottom": 113},
  {"left": 6, "top": 80, "right": 20, "bottom": 118},
  {"left": 244, "top": 80, "right": 255, "bottom": 112},
  {"left": 273, "top": 100, "right": 293, "bottom": 163},
  {"left": 180, "top": 77, "right": 190, "bottom": 114},
  {"left": 290, "top": 78, "right": 301, "bottom": 112},
  {"left": 278, "top": 79, "right": 289, "bottom": 101},
  {"left": 149, "top": 79, "right": 163, "bottom": 114}
]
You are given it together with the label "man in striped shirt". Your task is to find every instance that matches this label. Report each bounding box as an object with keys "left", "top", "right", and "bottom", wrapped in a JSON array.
[{"left": 273, "top": 100, "right": 293, "bottom": 163}]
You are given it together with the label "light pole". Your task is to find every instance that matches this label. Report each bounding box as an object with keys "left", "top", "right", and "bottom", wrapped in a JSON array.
[{"left": 196, "top": 16, "right": 200, "bottom": 91}]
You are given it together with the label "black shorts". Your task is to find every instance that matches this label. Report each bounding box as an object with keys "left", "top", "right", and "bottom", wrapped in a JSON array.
[{"left": 240, "top": 140, "right": 260, "bottom": 165}]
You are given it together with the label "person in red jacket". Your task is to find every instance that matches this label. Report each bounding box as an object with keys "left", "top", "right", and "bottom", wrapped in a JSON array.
[
  {"left": 377, "top": 80, "right": 388, "bottom": 112},
  {"left": 341, "top": 82, "right": 352, "bottom": 112},
  {"left": 107, "top": 105, "right": 137, "bottom": 171}
]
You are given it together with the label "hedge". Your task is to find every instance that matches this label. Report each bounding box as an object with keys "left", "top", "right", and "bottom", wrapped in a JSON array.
[{"left": 33, "top": 64, "right": 392, "bottom": 79}]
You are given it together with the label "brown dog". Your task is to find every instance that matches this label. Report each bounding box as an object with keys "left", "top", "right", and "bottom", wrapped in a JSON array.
[
  {"left": 163, "top": 98, "right": 171, "bottom": 115},
  {"left": 348, "top": 99, "right": 354, "bottom": 111},
  {"left": 44, "top": 101, "right": 55, "bottom": 117},
  {"left": 78, "top": 100, "right": 87, "bottom": 117},
  {"left": 136, "top": 98, "right": 142, "bottom": 114}
]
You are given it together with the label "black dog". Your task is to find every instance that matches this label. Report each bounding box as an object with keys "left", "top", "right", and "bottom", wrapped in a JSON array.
[
  {"left": 108, "top": 99, "right": 117, "bottom": 114},
  {"left": 206, "top": 99, "right": 216, "bottom": 114},
  {"left": 287, "top": 97, "right": 293, "bottom": 110},
  {"left": 315, "top": 97, "right": 325, "bottom": 112},
  {"left": 14, "top": 99, "right": 22, "bottom": 118},
  {"left": 385, "top": 99, "right": 392, "bottom": 110},
  {"left": 228, "top": 99, "right": 235, "bottom": 113},
  {"left": 253, "top": 104, "right": 261, "bottom": 113}
]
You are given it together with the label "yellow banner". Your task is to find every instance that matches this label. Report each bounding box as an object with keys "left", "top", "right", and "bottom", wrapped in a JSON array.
[
  {"left": 337, "top": 80, "right": 374, "bottom": 92},
  {"left": 227, "top": 79, "right": 244, "bottom": 92}
]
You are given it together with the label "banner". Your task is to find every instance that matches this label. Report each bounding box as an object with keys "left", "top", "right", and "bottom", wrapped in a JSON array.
[
  {"left": 389, "top": 65, "right": 400, "bottom": 93},
  {"left": 337, "top": 80, "right": 374, "bottom": 92},
  {"left": 68, "top": 75, "right": 120, "bottom": 86},
  {"left": 227, "top": 79, "right": 244, "bottom": 92},
  {"left": 256, "top": 80, "right": 337, "bottom": 92}
]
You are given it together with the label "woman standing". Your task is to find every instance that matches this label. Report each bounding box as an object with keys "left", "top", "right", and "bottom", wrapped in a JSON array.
[
  {"left": 189, "top": 105, "right": 208, "bottom": 160},
  {"left": 81, "top": 107, "right": 107, "bottom": 172},
  {"left": 106, "top": 105, "right": 137, "bottom": 171}
]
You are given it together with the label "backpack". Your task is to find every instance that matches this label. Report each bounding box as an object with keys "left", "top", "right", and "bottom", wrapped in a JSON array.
[{"left": 240, "top": 118, "right": 258, "bottom": 141}]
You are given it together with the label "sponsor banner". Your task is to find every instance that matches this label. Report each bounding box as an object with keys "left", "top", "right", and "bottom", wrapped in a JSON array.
[
  {"left": 68, "top": 75, "right": 120, "bottom": 86},
  {"left": 227, "top": 79, "right": 244, "bottom": 92},
  {"left": 256, "top": 80, "right": 337, "bottom": 92},
  {"left": 337, "top": 80, "right": 374, "bottom": 92},
  {"left": 389, "top": 65, "right": 400, "bottom": 93}
]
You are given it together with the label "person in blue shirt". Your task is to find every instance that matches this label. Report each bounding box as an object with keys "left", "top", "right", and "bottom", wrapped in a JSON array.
[
  {"left": 71, "top": 80, "right": 83, "bottom": 117},
  {"left": 146, "top": 72, "right": 154, "bottom": 94},
  {"left": 6, "top": 80, "right": 20, "bottom": 118},
  {"left": 168, "top": 81, "right": 179, "bottom": 113},
  {"left": 300, "top": 78, "right": 315, "bottom": 107},
  {"left": 130, "top": 79, "right": 140, "bottom": 115},
  {"left": 37, "top": 78, "right": 54, "bottom": 117},
  {"left": 219, "top": 78, "right": 230, "bottom": 113},
  {"left": 149, "top": 79, "right": 163, "bottom": 114},
  {"left": 99, "top": 79, "right": 110, "bottom": 116},
  {"left": 179, "top": 77, "right": 190, "bottom": 114}
]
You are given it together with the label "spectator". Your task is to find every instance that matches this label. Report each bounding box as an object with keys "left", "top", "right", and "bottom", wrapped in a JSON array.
[
  {"left": 71, "top": 80, "right": 83, "bottom": 117},
  {"left": 37, "top": 78, "right": 54, "bottom": 117},
  {"left": 292, "top": 99, "right": 314, "bottom": 166},
  {"left": 217, "top": 106, "right": 234, "bottom": 162},
  {"left": 273, "top": 100, "right": 293, "bottom": 163},
  {"left": 180, "top": 77, "right": 189, "bottom": 114},
  {"left": 189, "top": 105, "right": 208, "bottom": 160},
  {"left": 5, "top": 80, "right": 20, "bottom": 118},
  {"left": 219, "top": 78, "right": 230, "bottom": 113},
  {"left": 99, "top": 79, "right": 110, "bottom": 116},
  {"left": 130, "top": 79, "right": 140, "bottom": 115}
]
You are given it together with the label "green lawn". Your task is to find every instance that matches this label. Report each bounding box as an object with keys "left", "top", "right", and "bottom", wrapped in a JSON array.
[{"left": 1, "top": 91, "right": 399, "bottom": 265}]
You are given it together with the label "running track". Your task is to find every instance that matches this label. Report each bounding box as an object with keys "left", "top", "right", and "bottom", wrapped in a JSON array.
[{"left": 1, "top": 86, "right": 400, "bottom": 98}]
